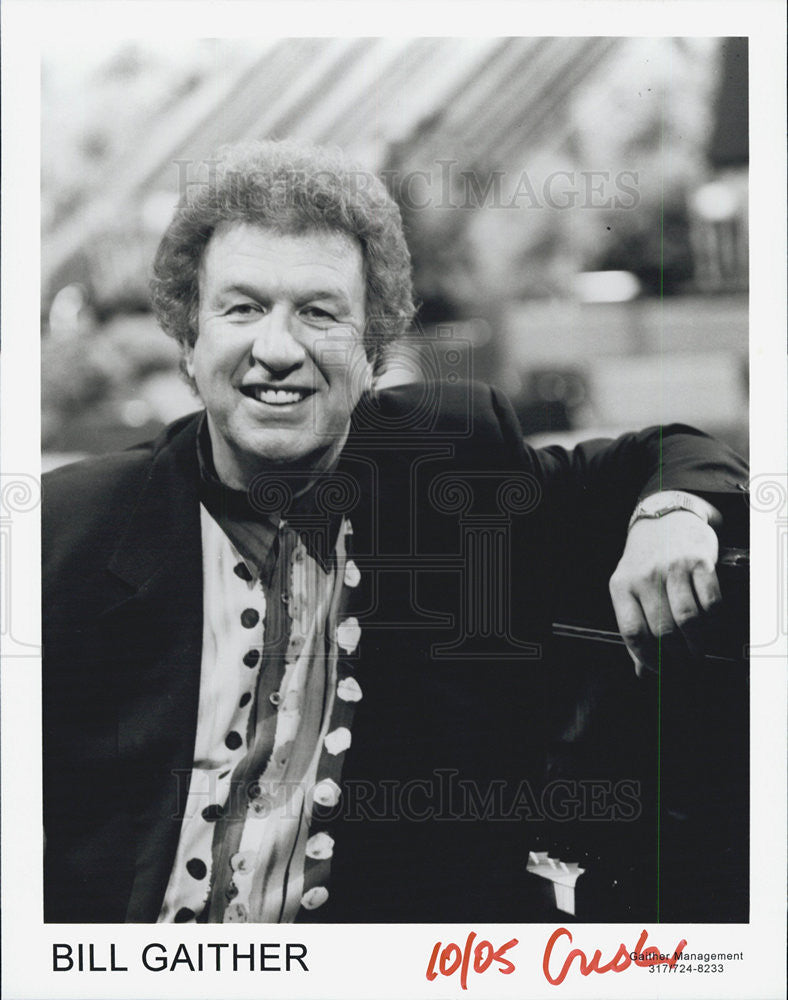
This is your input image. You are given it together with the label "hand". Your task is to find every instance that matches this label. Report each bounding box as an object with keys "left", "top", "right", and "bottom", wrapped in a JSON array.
[{"left": 609, "top": 509, "right": 722, "bottom": 677}]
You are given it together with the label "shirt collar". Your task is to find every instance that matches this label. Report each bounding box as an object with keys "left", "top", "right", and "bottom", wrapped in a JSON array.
[{"left": 195, "top": 412, "right": 344, "bottom": 576}]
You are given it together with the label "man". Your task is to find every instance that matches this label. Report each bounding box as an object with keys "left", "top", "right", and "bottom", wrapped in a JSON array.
[{"left": 43, "top": 139, "right": 748, "bottom": 923}]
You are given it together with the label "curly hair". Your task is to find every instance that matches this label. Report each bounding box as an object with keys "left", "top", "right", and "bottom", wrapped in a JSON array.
[{"left": 150, "top": 139, "right": 415, "bottom": 373}]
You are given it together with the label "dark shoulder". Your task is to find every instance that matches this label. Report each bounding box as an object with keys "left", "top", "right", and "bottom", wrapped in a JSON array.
[
  {"left": 353, "top": 380, "right": 524, "bottom": 456},
  {"left": 42, "top": 412, "right": 201, "bottom": 566},
  {"left": 44, "top": 443, "right": 154, "bottom": 508}
]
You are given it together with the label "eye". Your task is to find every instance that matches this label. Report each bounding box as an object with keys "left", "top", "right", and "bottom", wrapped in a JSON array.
[
  {"left": 225, "top": 302, "right": 261, "bottom": 318},
  {"left": 301, "top": 305, "right": 336, "bottom": 323}
]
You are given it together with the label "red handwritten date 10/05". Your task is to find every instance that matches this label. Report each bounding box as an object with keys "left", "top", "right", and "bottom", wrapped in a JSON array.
[{"left": 426, "top": 932, "right": 518, "bottom": 990}]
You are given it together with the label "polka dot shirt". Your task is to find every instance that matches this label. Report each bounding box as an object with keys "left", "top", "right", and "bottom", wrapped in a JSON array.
[{"left": 157, "top": 505, "right": 362, "bottom": 923}]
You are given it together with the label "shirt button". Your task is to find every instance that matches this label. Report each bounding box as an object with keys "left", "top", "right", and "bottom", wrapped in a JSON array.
[
  {"left": 251, "top": 797, "right": 272, "bottom": 816},
  {"left": 336, "top": 617, "right": 361, "bottom": 653},
  {"left": 201, "top": 804, "right": 225, "bottom": 822},
  {"left": 312, "top": 778, "right": 341, "bottom": 808},
  {"left": 248, "top": 785, "right": 273, "bottom": 814},
  {"left": 337, "top": 676, "right": 363, "bottom": 702},
  {"left": 224, "top": 902, "right": 247, "bottom": 923},
  {"left": 300, "top": 886, "right": 329, "bottom": 910},
  {"left": 344, "top": 559, "right": 361, "bottom": 588},
  {"left": 234, "top": 562, "right": 253, "bottom": 582},
  {"left": 225, "top": 881, "right": 239, "bottom": 900},
  {"left": 241, "top": 608, "right": 260, "bottom": 628},
  {"left": 269, "top": 691, "right": 281, "bottom": 707},
  {"left": 324, "top": 727, "right": 352, "bottom": 755},
  {"left": 186, "top": 857, "right": 207, "bottom": 880},
  {"left": 230, "top": 851, "right": 255, "bottom": 874},
  {"left": 305, "top": 832, "right": 335, "bottom": 860}
]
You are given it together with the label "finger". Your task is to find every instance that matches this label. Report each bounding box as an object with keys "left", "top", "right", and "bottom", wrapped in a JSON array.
[
  {"left": 610, "top": 587, "right": 657, "bottom": 674},
  {"left": 692, "top": 563, "right": 723, "bottom": 614},
  {"left": 637, "top": 579, "right": 673, "bottom": 637},
  {"left": 637, "top": 580, "right": 681, "bottom": 665},
  {"left": 666, "top": 569, "right": 704, "bottom": 657}
]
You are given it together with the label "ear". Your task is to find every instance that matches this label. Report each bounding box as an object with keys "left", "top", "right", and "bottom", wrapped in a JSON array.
[
  {"left": 183, "top": 342, "right": 196, "bottom": 381},
  {"left": 360, "top": 353, "right": 374, "bottom": 393}
]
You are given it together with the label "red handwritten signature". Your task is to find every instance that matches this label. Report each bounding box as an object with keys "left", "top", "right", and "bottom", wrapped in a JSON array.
[
  {"left": 425, "top": 927, "right": 687, "bottom": 988},
  {"left": 543, "top": 927, "right": 688, "bottom": 985},
  {"left": 426, "top": 932, "right": 518, "bottom": 990}
]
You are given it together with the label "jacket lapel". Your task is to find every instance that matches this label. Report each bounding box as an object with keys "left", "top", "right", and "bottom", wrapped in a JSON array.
[{"left": 102, "top": 415, "right": 205, "bottom": 922}]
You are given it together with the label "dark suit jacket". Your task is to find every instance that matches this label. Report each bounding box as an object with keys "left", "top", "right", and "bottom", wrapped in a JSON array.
[{"left": 42, "top": 381, "right": 748, "bottom": 922}]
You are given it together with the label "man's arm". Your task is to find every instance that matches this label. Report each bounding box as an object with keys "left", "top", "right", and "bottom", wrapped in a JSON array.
[{"left": 489, "top": 386, "right": 749, "bottom": 673}]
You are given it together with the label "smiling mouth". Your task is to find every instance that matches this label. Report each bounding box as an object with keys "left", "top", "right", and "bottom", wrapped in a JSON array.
[{"left": 240, "top": 386, "right": 315, "bottom": 405}]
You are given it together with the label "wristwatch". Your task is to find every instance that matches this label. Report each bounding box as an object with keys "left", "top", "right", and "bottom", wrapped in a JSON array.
[{"left": 627, "top": 491, "right": 711, "bottom": 532}]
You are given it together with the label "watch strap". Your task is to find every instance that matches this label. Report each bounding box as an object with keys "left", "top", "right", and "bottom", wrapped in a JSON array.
[{"left": 627, "top": 491, "right": 711, "bottom": 532}]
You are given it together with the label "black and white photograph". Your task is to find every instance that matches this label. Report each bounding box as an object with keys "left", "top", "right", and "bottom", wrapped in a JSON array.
[{"left": 2, "top": 3, "right": 786, "bottom": 999}]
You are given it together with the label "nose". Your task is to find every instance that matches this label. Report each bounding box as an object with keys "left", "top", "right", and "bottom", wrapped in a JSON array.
[{"left": 250, "top": 308, "right": 307, "bottom": 376}]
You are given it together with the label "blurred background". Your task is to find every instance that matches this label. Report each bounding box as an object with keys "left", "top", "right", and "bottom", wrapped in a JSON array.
[{"left": 41, "top": 36, "right": 748, "bottom": 470}]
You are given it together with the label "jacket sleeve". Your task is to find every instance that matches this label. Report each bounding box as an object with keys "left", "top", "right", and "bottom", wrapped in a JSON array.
[
  {"left": 489, "top": 385, "right": 749, "bottom": 545},
  {"left": 486, "top": 384, "right": 749, "bottom": 632}
]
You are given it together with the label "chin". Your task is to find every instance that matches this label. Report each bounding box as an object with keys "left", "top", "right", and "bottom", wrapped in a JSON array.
[{"left": 242, "top": 434, "right": 323, "bottom": 471}]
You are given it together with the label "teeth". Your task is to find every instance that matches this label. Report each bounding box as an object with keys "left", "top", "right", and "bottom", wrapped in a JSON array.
[{"left": 251, "top": 388, "right": 307, "bottom": 404}]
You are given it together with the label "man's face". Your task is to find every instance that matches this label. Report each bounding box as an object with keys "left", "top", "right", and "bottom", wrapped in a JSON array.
[{"left": 187, "top": 223, "right": 371, "bottom": 488}]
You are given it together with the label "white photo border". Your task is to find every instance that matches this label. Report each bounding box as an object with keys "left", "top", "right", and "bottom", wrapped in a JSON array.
[{"left": 2, "top": 3, "right": 785, "bottom": 998}]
